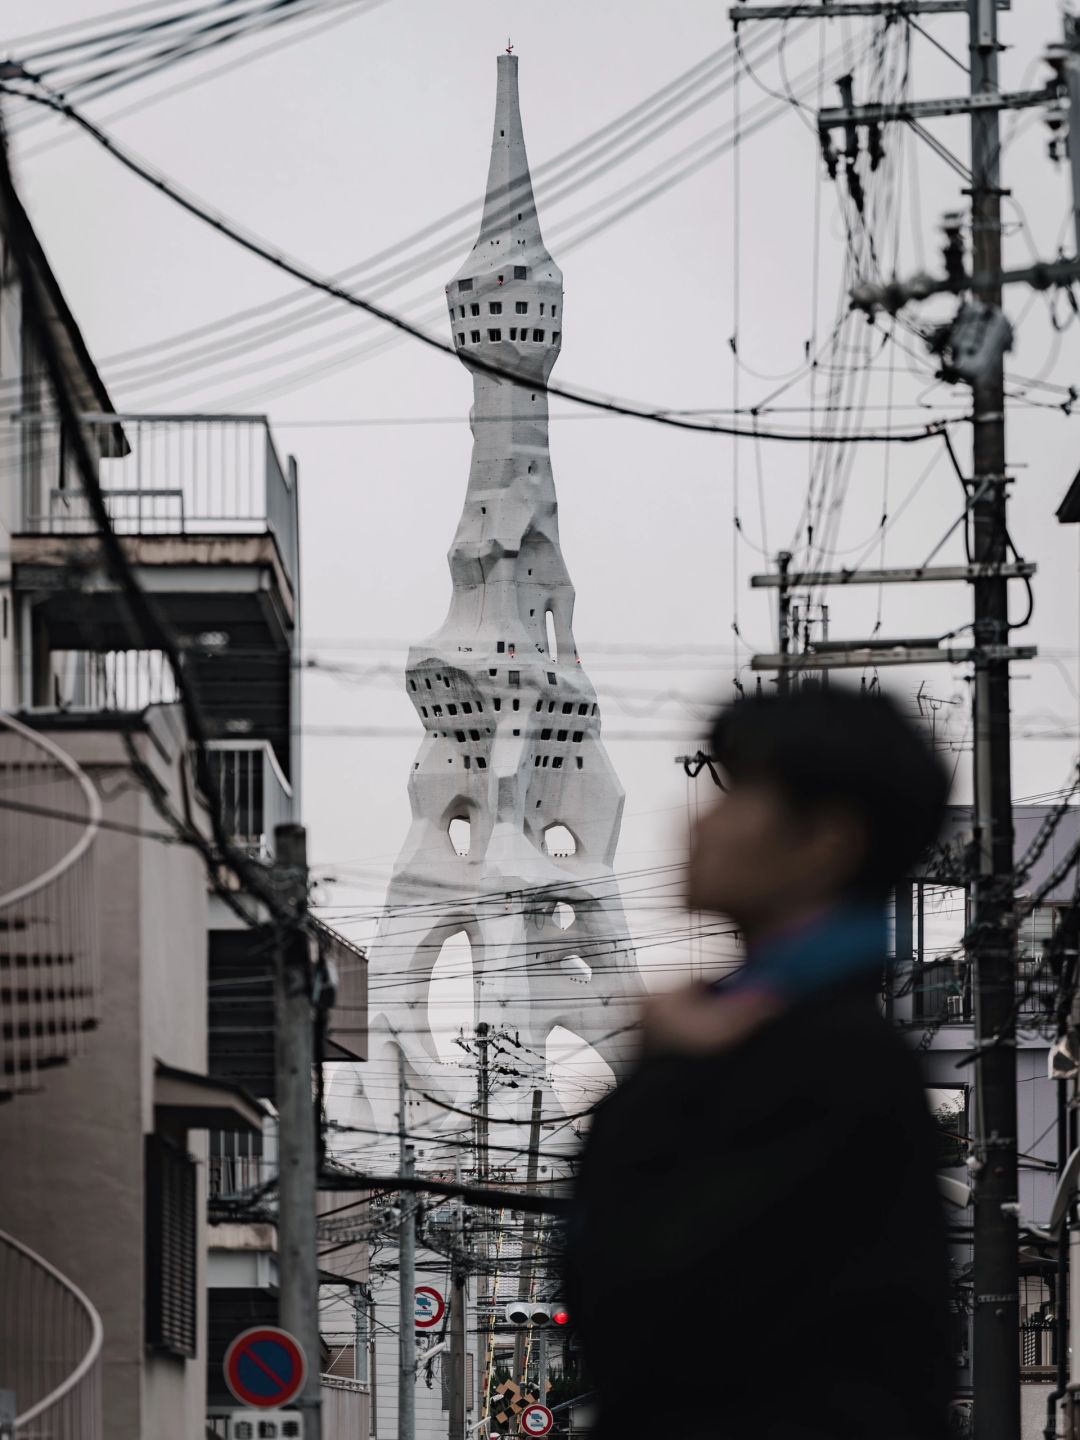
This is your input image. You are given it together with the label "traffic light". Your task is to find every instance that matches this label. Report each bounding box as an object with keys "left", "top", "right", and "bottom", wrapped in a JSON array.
[{"left": 504, "top": 1302, "right": 570, "bottom": 1327}]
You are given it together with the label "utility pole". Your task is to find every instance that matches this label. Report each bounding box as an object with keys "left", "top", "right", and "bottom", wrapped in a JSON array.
[
  {"left": 776, "top": 550, "right": 792, "bottom": 695},
  {"left": 513, "top": 1090, "right": 544, "bottom": 1397},
  {"left": 398, "top": 1052, "right": 416, "bottom": 1440},
  {"left": 449, "top": 1163, "right": 467, "bottom": 1440},
  {"left": 476, "top": 1022, "right": 491, "bottom": 1185},
  {"left": 273, "top": 823, "right": 322, "bottom": 1440},
  {"left": 966, "top": 3, "right": 1020, "bottom": 1436}
]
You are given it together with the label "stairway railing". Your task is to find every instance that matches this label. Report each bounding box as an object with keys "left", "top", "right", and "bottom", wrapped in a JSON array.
[
  {"left": 0, "top": 1227, "right": 103, "bottom": 1439},
  {"left": 0, "top": 712, "right": 102, "bottom": 1094}
]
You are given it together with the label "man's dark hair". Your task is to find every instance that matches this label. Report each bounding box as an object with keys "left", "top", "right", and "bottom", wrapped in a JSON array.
[{"left": 709, "top": 686, "right": 949, "bottom": 901}]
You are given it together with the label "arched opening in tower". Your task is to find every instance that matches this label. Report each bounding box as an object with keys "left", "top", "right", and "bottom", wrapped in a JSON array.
[
  {"left": 448, "top": 815, "right": 472, "bottom": 856},
  {"left": 428, "top": 930, "right": 474, "bottom": 1064},
  {"left": 543, "top": 824, "right": 577, "bottom": 857},
  {"left": 545, "top": 608, "right": 558, "bottom": 663},
  {"left": 546, "top": 1024, "right": 616, "bottom": 1112}
]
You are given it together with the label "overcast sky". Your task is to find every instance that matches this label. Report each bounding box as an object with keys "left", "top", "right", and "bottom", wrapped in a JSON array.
[{"left": 7, "top": 0, "right": 1080, "bottom": 1012}]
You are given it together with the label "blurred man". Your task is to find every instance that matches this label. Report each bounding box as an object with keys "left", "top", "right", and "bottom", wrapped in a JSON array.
[{"left": 567, "top": 687, "right": 953, "bottom": 1440}]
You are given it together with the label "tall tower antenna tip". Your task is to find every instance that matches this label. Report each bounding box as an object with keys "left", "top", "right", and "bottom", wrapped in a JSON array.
[{"left": 505, "top": 38, "right": 513, "bottom": 54}]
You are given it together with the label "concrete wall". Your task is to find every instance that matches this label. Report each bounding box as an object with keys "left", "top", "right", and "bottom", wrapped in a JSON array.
[{"left": 0, "top": 708, "right": 212, "bottom": 1439}]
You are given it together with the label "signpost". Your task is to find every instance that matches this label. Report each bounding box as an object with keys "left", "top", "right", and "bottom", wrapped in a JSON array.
[
  {"left": 415, "top": 1285, "right": 446, "bottom": 1329},
  {"left": 520, "top": 1403, "right": 554, "bottom": 1436},
  {"left": 224, "top": 1327, "right": 307, "bottom": 1411}
]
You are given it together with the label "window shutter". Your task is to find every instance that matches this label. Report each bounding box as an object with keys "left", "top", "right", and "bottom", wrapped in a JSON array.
[{"left": 145, "top": 1134, "right": 197, "bottom": 1357}]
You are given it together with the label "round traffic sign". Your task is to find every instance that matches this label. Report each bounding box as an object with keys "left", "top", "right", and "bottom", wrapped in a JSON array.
[
  {"left": 415, "top": 1285, "right": 446, "bottom": 1329},
  {"left": 521, "top": 1403, "right": 554, "bottom": 1436},
  {"left": 223, "top": 1326, "right": 307, "bottom": 1409}
]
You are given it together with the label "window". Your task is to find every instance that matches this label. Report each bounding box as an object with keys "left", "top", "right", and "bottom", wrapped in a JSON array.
[
  {"left": 578, "top": 704, "right": 588, "bottom": 716},
  {"left": 514, "top": 265, "right": 527, "bottom": 279},
  {"left": 459, "top": 278, "right": 473, "bottom": 291},
  {"left": 488, "top": 329, "right": 502, "bottom": 342},
  {"left": 533, "top": 329, "right": 545, "bottom": 342},
  {"left": 572, "top": 731, "right": 583, "bottom": 743},
  {"left": 512, "top": 698, "right": 520, "bottom": 710},
  {"left": 541, "top": 728, "right": 552, "bottom": 740},
  {"left": 576, "top": 757, "right": 583, "bottom": 770},
  {"left": 552, "top": 332, "right": 560, "bottom": 345},
  {"left": 476, "top": 757, "right": 487, "bottom": 769},
  {"left": 459, "top": 306, "right": 465, "bottom": 318},
  {"left": 489, "top": 668, "right": 497, "bottom": 677},
  {"left": 463, "top": 702, "right": 472, "bottom": 714},
  {"left": 513, "top": 728, "right": 520, "bottom": 736},
  {"left": 562, "top": 703, "right": 573, "bottom": 715},
  {"left": 432, "top": 705, "right": 443, "bottom": 717},
  {"left": 145, "top": 1135, "right": 197, "bottom": 1358},
  {"left": 552, "top": 305, "right": 557, "bottom": 317},
  {"left": 457, "top": 333, "right": 465, "bottom": 346},
  {"left": 547, "top": 673, "right": 557, "bottom": 685},
  {"left": 497, "top": 641, "right": 506, "bottom": 654},
  {"left": 420, "top": 707, "right": 428, "bottom": 717},
  {"left": 535, "top": 756, "right": 542, "bottom": 767},
  {"left": 469, "top": 730, "right": 480, "bottom": 741},
  {"left": 542, "top": 756, "right": 549, "bottom": 767},
  {"left": 456, "top": 731, "right": 466, "bottom": 742},
  {"left": 409, "top": 680, "right": 416, "bottom": 691},
  {"left": 509, "top": 670, "right": 520, "bottom": 686},
  {"left": 546, "top": 611, "right": 558, "bottom": 663},
  {"left": 470, "top": 331, "right": 481, "bottom": 343},
  {"left": 448, "top": 704, "right": 458, "bottom": 715},
  {"left": 470, "top": 303, "right": 480, "bottom": 316},
  {"left": 515, "top": 301, "right": 528, "bottom": 314},
  {"left": 493, "top": 698, "right": 501, "bottom": 711},
  {"left": 489, "top": 302, "right": 502, "bottom": 314},
  {"left": 540, "top": 303, "right": 545, "bottom": 315},
  {"left": 510, "top": 327, "right": 517, "bottom": 340},
  {"left": 548, "top": 701, "right": 556, "bottom": 713},
  {"left": 552, "top": 756, "right": 563, "bottom": 769},
  {"left": 928, "top": 1087, "right": 967, "bottom": 1168},
  {"left": 557, "top": 730, "right": 568, "bottom": 742}
]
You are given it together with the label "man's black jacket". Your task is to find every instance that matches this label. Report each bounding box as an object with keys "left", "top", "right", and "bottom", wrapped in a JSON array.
[{"left": 565, "top": 977, "right": 954, "bottom": 1440}]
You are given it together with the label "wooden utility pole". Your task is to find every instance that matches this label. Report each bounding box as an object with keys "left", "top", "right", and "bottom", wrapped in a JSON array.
[{"left": 273, "top": 823, "right": 322, "bottom": 1440}]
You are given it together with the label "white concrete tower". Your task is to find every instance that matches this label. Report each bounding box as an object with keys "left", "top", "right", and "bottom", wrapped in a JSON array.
[{"left": 361, "top": 52, "right": 644, "bottom": 1139}]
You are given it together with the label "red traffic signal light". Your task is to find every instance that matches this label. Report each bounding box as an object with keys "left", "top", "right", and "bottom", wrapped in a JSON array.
[{"left": 551, "top": 1309, "right": 570, "bottom": 1327}]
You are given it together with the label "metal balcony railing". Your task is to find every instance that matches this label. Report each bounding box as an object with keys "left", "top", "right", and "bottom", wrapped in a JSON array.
[
  {"left": 0, "top": 1227, "right": 103, "bottom": 1439},
  {"left": 205, "top": 740, "right": 293, "bottom": 858},
  {"left": 17, "top": 412, "right": 298, "bottom": 592},
  {"left": 0, "top": 713, "right": 101, "bottom": 1096}
]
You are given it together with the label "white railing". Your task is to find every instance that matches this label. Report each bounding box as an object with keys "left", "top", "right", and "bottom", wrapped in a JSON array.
[
  {"left": 0, "top": 713, "right": 101, "bottom": 1096},
  {"left": 17, "top": 412, "right": 299, "bottom": 591},
  {"left": 205, "top": 740, "right": 293, "bottom": 858},
  {"left": 0, "top": 1227, "right": 103, "bottom": 1439}
]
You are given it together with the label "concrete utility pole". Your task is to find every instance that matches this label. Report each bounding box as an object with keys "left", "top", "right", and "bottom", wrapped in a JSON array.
[
  {"left": 398, "top": 1052, "right": 416, "bottom": 1440},
  {"left": 775, "top": 551, "right": 792, "bottom": 696},
  {"left": 273, "top": 823, "right": 322, "bottom": 1440},
  {"left": 476, "top": 1022, "right": 491, "bottom": 1185},
  {"left": 513, "top": 1090, "right": 544, "bottom": 1392},
  {"left": 966, "top": 5, "right": 1020, "bottom": 1434},
  {"left": 449, "top": 1167, "right": 468, "bottom": 1440}
]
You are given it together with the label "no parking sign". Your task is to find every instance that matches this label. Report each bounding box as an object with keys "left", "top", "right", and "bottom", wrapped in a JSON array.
[{"left": 223, "top": 1327, "right": 307, "bottom": 1409}]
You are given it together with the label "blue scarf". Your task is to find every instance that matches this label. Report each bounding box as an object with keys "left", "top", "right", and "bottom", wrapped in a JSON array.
[{"left": 718, "top": 905, "right": 888, "bottom": 1001}]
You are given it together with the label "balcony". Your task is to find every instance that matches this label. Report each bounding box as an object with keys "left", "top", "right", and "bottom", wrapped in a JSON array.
[
  {"left": 17, "top": 412, "right": 298, "bottom": 590},
  {"left": 205, "top": 740, "right": 294, "bottom": 859}
]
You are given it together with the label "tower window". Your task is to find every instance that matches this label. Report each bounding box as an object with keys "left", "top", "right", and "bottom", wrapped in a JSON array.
[
  {"left": 535, "top": 756, "right": 542, "bottom": 767},
  {"left": 547, "top": 673, "right": 557, "bottom": 685},
  {"left": 533, "top": 329, "right": 545, "bottom": 342},
  {"left": 515, "top": 301, "right": 528, "bottom": 315},
  {"left": 512, "top": 698, "right": 520, "bottom": 711},
  {"left": 552, "top": 757, "right": 563, "bottom": 769},
  {"left": 463, "top": 702, "right": 472, "bottom": 714},
  {"left": 576, "top": 757, "right": 583, "bottom": 770},
  {"left": 562, "top": 703, "right": 573, "bottom": 714},
  {"left": 557, "top": 730, "right": 568, "bottom": 742},
  {"left": 425, "top": 679, "right": 431, "bottom": 689},
  {"left": 494, "top": 698, "right": 501, "bottom": 711},
  {"left": 541, "top": 729, "right": 552, "bottom": 741},
  {"left": 433, "top": 705, "right": 443, "bottom": 717},
  {"left": 489, "top": 669, "right": 497, "bottom": 677},
  {"left": 539, "top": 303, "right": 545, "bottom": 315},
  {"left": 535, "top": 701, "right": 543, "bottom": 712},
  {"left": 463, "top": 757, "right": 471, "bottom": 771},
  {"left": 477, "top": 757, "right": 487, "bottom": 769},
  {"left": 513, "top": 728, "right": 520, "bottom": 736},
  {"left": 508, "top": 670, "right": 520, "bottom": 686},
  {"left": 573, "top": 731, "right": 583, "bottom": 743},
  {"left": 469, "top": 730, "right": 480, "bottom": 741},
  {"left": 578, "top": 704, "right": 588, "bottom": 715},
  {"left": 455, "top": 731, "right": 466, "bottom": 742},
  {"left": 420, "top": 707, "right": 427, "bottom": 717},
  {"left": 470, "top": 331, "right": 481, "bottom": 343},
  {"left": 459, "top": 278, "right": 473, "bottom": 291},
  {"left": 548, "top": 701, "right": 556, "bottom": 713},
  {"left": 497, "top": 641, "right": 506, "bottom": 654},
  {"left": 552, "top": 332, "right": 560, "bottom": 345},
  {"left": 470, "top": 303, "right": 480, "bottom": 316},
  {"left": 457, "top": 333, "right": 465, "bottom": 346},
  {"left": 510, "top": 328, "right": 517, "bottom": 340},
  {"left": 459, "top": 306, "right": 465, "bottom": 318},
  {"left": 542, "top": 756, "right": 549, "bottom": 768},
  {"left": 489, "top": 302, "right": 502, "bottom": 314},
  {"left": 488, "top": 329, "right": 502, "bottom": 342},
  {"left": 448, "top": 704, "right": 458, "bottom": 715},
  {"left": 552, "top": 305, "right": 557, "bottom": 317},
  {"left": 514, "top": 266, "right": 527, "bottom": 279}
]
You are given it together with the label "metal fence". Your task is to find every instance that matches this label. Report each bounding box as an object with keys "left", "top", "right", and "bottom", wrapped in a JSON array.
[
  {"left": 17, "top": 412, "right": 298, "bottom": 590},
  {"left": 0, "top": 1227, "right": 103, "bottom": 1439},
  {"left": 0, "top": 713, "right": 101, "bottom": 1096},
  {"left": 205, "top": 740, "right": 294, "bottom": 858}
]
